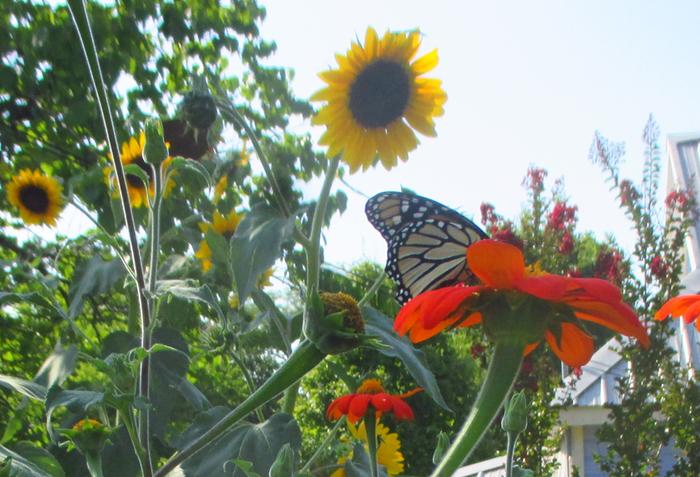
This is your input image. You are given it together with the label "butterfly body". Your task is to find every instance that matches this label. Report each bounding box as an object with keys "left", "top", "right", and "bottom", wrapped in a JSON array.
[{"left": 365, "top": 192, "right": 488, "bottom": 304}]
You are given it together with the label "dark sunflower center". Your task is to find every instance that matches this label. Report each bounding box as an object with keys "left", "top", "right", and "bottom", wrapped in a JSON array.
[
  {"left": 126, "top": 156, "right": 153, "bottom": 189},
  {"left": 349, "top": 60, "right": 410, "bottom": 128},
  {"left": 19, "top": 185, "right": 50, "bottom": 213}
]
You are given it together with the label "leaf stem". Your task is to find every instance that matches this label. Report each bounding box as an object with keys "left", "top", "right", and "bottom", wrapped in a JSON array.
[
  {"left": 358, "top": 271, "right": 386, "bottom": 307},
  {"left": 431, "top": 341, "right": 524, "bottom": 476},
  {"left": 153, "top": 340, "right": 325, "bottom": 477},
  {"left": 298, "top": 417, "right": 345, "bottom": 474},
  {"left": 505, "top": 432, "right": 516, "bottom": 477}
]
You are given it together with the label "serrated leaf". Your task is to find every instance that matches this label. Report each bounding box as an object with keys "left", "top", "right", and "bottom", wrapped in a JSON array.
[
  {"left": 156, "top": 280, "right": 224, "bottom": 320},
  {"left": 68, "top": 256, "right": 126, "bottom": 319},
  {"left": 362, "top": 306, "right": 450, "bottom": 411},
  {"left": 230, "top": 206, "right": 294, "bottom": 303},
  {"left": 178, "top": 411, "right": 301, "bottom": 477},
  {"left": 0, "top": 292, "right": 66, "bottom": 320},
  {"left": 0, "top": 445, "right": 63, "bottom": 477},
  {"left": 0, "top": 375, "right": 46, "bottom": 401},
  {"left": 34, "top": 345, "right": 78, "bottom": 389}
]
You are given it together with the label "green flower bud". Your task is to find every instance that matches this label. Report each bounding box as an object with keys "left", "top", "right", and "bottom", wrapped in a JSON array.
[
  {"left": 63, "top": 419, "right": 111, "bottom": 456},
  {"left": 181, "top": 76, "right": 217, "bottom": 130},
  {"left": 143, "top": 119, "right": 168, "bottom": 166},
  {"left": 305, "top": 291, "right": 365, "bottom": 355},
  {"left": 269, "top": 443, "right": 295, "bottom": 477},
  {"left": 501, "top": 390, "right": 528, "bottom": 435},
  {"left": 432, "top": 431, "right": 451, "bottom": 465}
]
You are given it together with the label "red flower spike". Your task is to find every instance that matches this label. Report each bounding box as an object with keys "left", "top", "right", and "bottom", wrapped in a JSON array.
[
  {"left": 394, "top": 240, "right": 649, "bottom": 367},
  {"left": 326, "top": 379, "right": 422, "bottom": 424}
]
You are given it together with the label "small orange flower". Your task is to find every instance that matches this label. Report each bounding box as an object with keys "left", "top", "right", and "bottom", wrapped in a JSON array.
[
  {"left": 395, "top": 240, "right": 649, "bottom": 367},
  {"left": 655, "top": 294, "right": 700, "bottom": 330},
  {"left": 326, "top": 379, "right": 421, "bottom": 424}
]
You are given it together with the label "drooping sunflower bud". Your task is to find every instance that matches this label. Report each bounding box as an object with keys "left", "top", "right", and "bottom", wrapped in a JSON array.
[
  {"left": 143, "top": 118, "right": 168, "bottom": 166},
  {"left": 181, "top": 76, "right": 217, "bottom": 131},
  {"left": 64, "top": 419, "right": 111, "bottom": 456},
  {"left": 320, "top": 292, "right": 364, "bottom": 334}
]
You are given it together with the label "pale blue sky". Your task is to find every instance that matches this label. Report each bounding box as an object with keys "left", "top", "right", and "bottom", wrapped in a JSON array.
[{"left": 260, "top": 0, "right": 700, "bottom": 267}]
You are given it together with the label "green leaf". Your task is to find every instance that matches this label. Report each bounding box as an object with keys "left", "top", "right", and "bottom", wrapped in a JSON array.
[
  {"left": 206, "top": 229, "right": 231, "bottom": 269},
  {"left": 230, "top": 206, "right": 294, "bottom": 303},
  {"left": 68, "top": 256, "right": 126, "bottom": 319},
  {"left": 0, "top": 444, "right": 63, "bottom": 477},
  {"left": 155, "top": 279, "right": 225, "bottom": 320},
  {"left": 268, "top": 443, "right": 295, "bottom": 477},
  {"left": 45, "top": 387, "right": 104, "bottom": 440},
  {"left": 170, "top": 156, "right": 213, "bottom": 188},
  {"left": 34, "top": 345, "right": 78, "bottom": 389},
  {"left": 362, "top": 306, "right": 451, "bottom": 411},
  {"left": 0, "top": 375, "right": 46, "bottom": 401},
  {"left": 8, "top": 443, "right": 64, "bottom": 477},
  {"left": 227, "top": 460, "right": 260, "bottom": 477},
  {"left": 0, "top": 292, "right": 66, "bottom": 320},
  {"left": 177, "top": 410, "right": 301, "bottom": 477},
  {"left": 122, "top": 164, "right": 152, "bottom": 188},
  {"left": 513, "top": 467, "right": 535, "bottom": 477}
]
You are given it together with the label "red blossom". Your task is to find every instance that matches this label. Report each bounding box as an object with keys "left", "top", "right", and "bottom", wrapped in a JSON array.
[
  {"left": 649, "top": 256, "right": 668, "bottom": 280},
  {"left": 559, "top": 232, "right": 574, "bottom": 255},
  {"left": 547, "top": 201, "right": 577, "bottom": 231},
  {"left": 573, "top": 366, "right": 583, "bottom": 378},
  {"left": 618, "top": 180, "right": 639, "bottom": 208},
  {"left": 480, "top": 202, "right": 497, "bottom": 227},
  {"left": 523, "top": 167, "right": 547, "bottom": 194},
  {"left": 490, "top": 226, "right": 524, "bottom": 250},
  {"left": 594, "top": 249, "right": 625, "bottom": 286},
  {"left": 470, "top": 343, "right": 485, "bottom": 358},
  {"left": 665, "top": 190, "right": 691, "bottom": 210}
]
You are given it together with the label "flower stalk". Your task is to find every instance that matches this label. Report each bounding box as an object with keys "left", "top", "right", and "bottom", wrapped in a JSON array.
[
  {"left": 365, "top": 411, "right": 379, "bottom": 477},
  {"left": 67, "top": 1, "right": 153, "bottom": 474},
  {"left": 431, "top": 341, "right": 524, "bottom": 477}
]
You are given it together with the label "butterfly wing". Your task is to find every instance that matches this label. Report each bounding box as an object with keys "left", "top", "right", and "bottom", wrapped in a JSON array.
[{"left": 366, "top": 192, "right": 488, "bottom": 304}]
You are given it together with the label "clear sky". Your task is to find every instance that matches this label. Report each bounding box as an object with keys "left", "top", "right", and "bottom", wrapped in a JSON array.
[{"left": 260, "top": 0, "right": 700, "bottom": 268}]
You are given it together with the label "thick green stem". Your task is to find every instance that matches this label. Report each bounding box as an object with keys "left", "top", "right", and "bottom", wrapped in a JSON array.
[
  {"left": 365, "top": 412, "right": 379, "bottom": 477},
  {"left": 67, "top": 2, "right": 153, "bottom": 474},
  {"left": 431, "top": 341, "right": 524, "bottom": 477},
  {"left": 120, "top": 407, "right": 149, "bottom": 477},
  {"left": 85, "top": 453, "right": 104, "bottom": 477},
  {"left": 153, "top": 341, "right": 325, "bottom": 477},
  {"left": 306, "top": 156, "right": 341, "bottom": 293},
  {"left": 505, "top": 432, "right": 516, "bottom": 477}
]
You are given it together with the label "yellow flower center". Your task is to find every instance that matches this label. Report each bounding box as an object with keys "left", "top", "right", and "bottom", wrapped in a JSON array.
[
  {"left": 525, "top": 261, "right": 546, "bottom": 277},
  {"left": 349, "top": 60, "right": 410, "bottom": 128},
  {"left": 356, "top": 378, "right": 385, "bottom": 394}
]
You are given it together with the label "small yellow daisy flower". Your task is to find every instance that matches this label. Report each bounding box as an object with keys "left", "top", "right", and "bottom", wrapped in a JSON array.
[
  {"left": 330, "top": 421, "right": 405, "bottom": 476},
  {"left": 6, "top": 169, "right": 63, "bottom": 226},
  {"left": 312, "top": 27, "right": 447, "bottom": 173}
]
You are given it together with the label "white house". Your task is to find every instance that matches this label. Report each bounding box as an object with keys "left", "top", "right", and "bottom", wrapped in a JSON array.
[{"left": 455, "top": 134, "right": 700, "bottom": 477}]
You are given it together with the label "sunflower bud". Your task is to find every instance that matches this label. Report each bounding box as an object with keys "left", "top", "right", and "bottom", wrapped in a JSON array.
[
  {"left": 64, "top": 419, "right": 111, "bottom": 456},
  {"left": 181, "top": 76, "right": 217, "bottom": 131},
  {"left": 305, "top": 291, "right": 364, "bottom": 355},
  {"left": 143, "top": 119, "right": 168, "bottom": 166},
  {"left": 501, "top": 390, "right": 528, "bottom": 435}
]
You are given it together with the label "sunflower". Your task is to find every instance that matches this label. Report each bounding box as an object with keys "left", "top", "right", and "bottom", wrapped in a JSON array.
[
  {"left": 6, "top": 169, "right": 63, "bottom": 226},
  {"left": 330, "top": 421, "right": 405, "bottom": 477},
  {"left": 312, "top": 27, "right": 446, "bottom": 173},
  {"left": 196, "top": 210, "right": 245, "bottom": 271},
  {"left": 103, "top": 132, "right": 174, "bottom": 208}
]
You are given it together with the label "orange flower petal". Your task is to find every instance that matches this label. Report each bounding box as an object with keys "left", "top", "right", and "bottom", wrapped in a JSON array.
[
  {"left": 456, "top": 312, "right": 483, "bottom": 328},
  {"left": 654, "top": 295, "right": 700, "bottom": 321},
  {"left": 545, "top": 324, "right": 594, "bottom": 367},
  {"left": 682, "top": 300, "right": 700, "bottom": 324},
  {"left": 516, "top": 274, "right": 569, "bottom": 300},
  {"left": 523, "top": 341, "right": 541, "bottom": 356},
  {"left": 467, "top": 240, "right": 525, "bottom": 288},
  {"left": 390, "top": 396, "right": 415, "bottom": 420},
  {"left": 569, "top": 277, "right": 622, "bottom": 303},
  {"left": 423, "top": 286, "right": 481, "bottom": 329},
  {"left": 571, "top": 300, "right": 649, "bottom": 347},
  {"left": 371, "top": 393, "right": 393, "bottom": 412},
  {"left": 348, "top": 394, "right": 371, "bottom": 422},
  {"left": 326, "top": 395, "right": 353, "bottom": 420}
]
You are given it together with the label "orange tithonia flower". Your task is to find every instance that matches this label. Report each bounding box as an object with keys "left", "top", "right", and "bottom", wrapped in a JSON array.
[
  {"left": 326, "top": 379, "right": 421, "bottom": 424},
  {"left": 655, "top": 294, "right": 700, "bottom": 330},
  {"left": 394, "top": 239, "right": 650, "bottom": 367}
]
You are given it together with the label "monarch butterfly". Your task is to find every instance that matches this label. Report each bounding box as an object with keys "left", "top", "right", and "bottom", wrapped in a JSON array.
[{"left": 365, "top": 191, "right": 488, "bottom": 304}]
